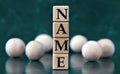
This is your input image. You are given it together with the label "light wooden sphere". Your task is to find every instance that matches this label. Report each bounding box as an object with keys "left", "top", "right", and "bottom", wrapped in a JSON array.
[
  {"left": 82, "top": 41, "right": 102, "bottom": 61},
  {"left": 70, "top": 35, "right": 88, "bottom": 52},
  {"left": 98, "top": 39, "right": 115, "bottom": 58},
  {"left": 5, "top": 38, "right": 25, "bottom": 57},
  {"left": 25, "top": 41, "right": 45, "bottom": 60},
  {"left": 35, "top": 34, "right": 53, "bottom": 52}
]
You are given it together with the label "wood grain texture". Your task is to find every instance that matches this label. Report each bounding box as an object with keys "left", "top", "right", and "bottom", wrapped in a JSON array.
[
  {"left": 53, "top": 54, "right": 68, "bottom": 69},
  {"left": 53, "top": 22, "right": 69, "bottom": 37},
  {"left": 53, "top": 6, "right": 69, "bottom": 22}
]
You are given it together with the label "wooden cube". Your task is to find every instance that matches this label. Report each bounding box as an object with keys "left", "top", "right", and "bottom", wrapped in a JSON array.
[
  {"left": 53, "top": 38, "right": 69, "bottom": 54},
  {"left": 53, "top": 54, "right": 68, "bottom": 69},
  {"left": 53, "top": 6, "right": 69, "bottom": 22},
  {"left": 53, "top": 22, "right": 69, "bottom": 37}
]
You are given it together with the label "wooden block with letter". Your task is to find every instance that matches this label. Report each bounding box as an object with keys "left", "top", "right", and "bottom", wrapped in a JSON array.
[
  {"left": 53, "top": 22, "right": 69, "bottom": 38},
  {"left": 53, "top": 54, "right": 68, "bottom": 69},
  {"left": 53, "top": 38, "right": 69, "bottom": 54},
  {"left": 53, "top": 6, "right": 69, "bottom": 22}
]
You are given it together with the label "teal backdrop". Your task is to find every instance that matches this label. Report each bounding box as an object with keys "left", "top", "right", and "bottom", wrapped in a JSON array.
[{"left": 0, "top": 0, "right": 120, "bottom": 74}]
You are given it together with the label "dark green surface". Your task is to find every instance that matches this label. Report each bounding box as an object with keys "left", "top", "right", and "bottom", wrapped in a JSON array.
[{"left": 0, "top": 0, "right": 120, "bottom": 74}]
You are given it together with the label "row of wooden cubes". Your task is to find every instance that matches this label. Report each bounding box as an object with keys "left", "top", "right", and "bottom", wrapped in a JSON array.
[{"left": 52, "top": 6, "right": 69, "bottom": 70}]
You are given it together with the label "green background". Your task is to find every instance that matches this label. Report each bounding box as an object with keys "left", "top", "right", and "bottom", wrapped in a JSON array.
[{"left": 0, "top": 0, "right": 120, "bottom": 74}]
